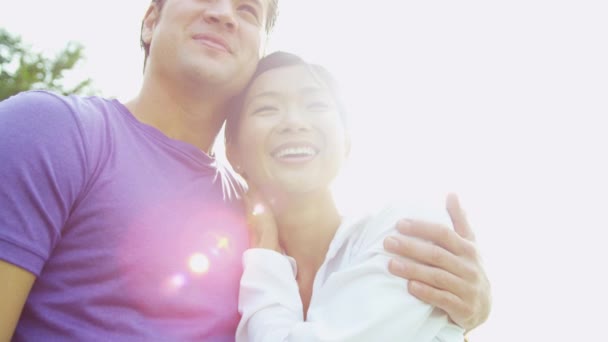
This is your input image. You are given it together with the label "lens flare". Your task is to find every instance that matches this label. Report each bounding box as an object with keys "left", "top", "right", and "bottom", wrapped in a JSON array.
[
  {"left": 217, "top": 237, "right": 229, "bottom": 250},
  {"left": 170, "top": 274, "right": 186, "bottom": 288},
  {"left": 188, "top": 253, "right": 210, "bottom": 274},
  {"left": 252, "top": 203, "right": 265, "bottom": 216}
]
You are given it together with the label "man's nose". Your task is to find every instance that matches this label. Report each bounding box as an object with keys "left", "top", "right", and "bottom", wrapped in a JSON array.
[{"left": 203, "top": 0, "right": 238, "bottom": 31}]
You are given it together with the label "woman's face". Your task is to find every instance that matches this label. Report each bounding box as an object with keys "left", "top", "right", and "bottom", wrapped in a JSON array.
[{"left": 228, "top": 65, "right": 349, "bottom": 197}]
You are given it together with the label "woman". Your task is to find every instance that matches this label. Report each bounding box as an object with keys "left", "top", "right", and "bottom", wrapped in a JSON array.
[{"left": 225, "top": 52, "right": 464, "bottom": 341}]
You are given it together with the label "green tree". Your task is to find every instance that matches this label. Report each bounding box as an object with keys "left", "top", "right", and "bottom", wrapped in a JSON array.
[{"left": 0, "top": 28, "right": 95, "bottom": 100}]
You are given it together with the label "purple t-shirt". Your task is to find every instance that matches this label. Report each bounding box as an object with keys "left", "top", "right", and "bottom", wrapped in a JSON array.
[{"left": 0, "top": 91, "right": 250, "bottom": 341}]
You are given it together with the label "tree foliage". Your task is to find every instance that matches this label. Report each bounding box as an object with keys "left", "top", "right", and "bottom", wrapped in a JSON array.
[{"left": 1, "top": 28, "right": 95, "bottom": 100}]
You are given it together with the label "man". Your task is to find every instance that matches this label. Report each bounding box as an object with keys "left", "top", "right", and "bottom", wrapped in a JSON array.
[{"left": 0, "top": 0, "right": 490, "bottom": 340}]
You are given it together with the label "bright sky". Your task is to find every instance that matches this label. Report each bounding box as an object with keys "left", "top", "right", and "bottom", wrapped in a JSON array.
[{"left": 1, "top": 0, "right": 607, "bottom": 340}]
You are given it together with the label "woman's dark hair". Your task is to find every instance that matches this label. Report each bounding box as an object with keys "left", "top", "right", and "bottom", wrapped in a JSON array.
[{"left": 224, "top": 51, "right": 347, "bottom": 144}]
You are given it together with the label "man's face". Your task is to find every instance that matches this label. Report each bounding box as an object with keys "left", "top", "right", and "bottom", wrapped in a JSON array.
[{"left": 142, "top": 0, "right": 269, "bottom": 96}]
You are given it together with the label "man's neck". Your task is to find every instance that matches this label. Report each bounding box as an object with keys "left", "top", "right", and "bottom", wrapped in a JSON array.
[{"left": 125, "top": 72, "right": 230, "bottom": 153}]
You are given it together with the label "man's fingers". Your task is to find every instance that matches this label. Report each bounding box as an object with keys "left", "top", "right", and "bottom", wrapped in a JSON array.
[
  {"left": 407, "top": 280, "right": 471, "bottom": 328},
  {"left": 387, "top": 254, "right": 485, "bottom": 330},
  {"left": 384, "top": 235, "right": 474, "bottom": 279},
  {"left": 446, "top": 193, "right": 476, "bottom": 242},
  {"left": 386, "top": 196, "right": 491, "bottom": 331},
  {"left": 244, "top": 185, "right": 264, "bottom": 214},
  {"left": 243, "top": 186, "right": 271, "bottom": 230},
  {"left": 387, "top": 257, "right": 471, "bottom": 296},
  {"left": 395, "top": 219, "right": 475, "bottom": 257}
]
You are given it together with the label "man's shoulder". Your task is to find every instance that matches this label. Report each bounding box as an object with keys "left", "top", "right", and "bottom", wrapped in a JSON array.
[
  {"left": 0, "top": 91, "right": 125, "bottom": 164},
  {"left": 2, "top": 90, "right": 68, "bottom": 106},
  {"left": 1, "top": 90, "right": 116, "bottom": 125},
  {"left": 2, "top": 90, "right": 110, "bottom": 109},
  {"left": 5, "top": 91, "right": 132, "bottom": 146}
]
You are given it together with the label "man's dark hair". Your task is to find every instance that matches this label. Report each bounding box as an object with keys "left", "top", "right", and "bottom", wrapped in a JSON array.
[
  {"left": 140, "top": 0, "right": 279, "bottom": 69},
  {"left": 224, "top": 51, "right": 347, "bottom": 145}
]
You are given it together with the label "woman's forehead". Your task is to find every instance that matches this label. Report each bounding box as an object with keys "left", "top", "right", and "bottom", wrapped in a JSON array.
[{"left": 246, "top": 65, "right": 331, "bottom": 99}]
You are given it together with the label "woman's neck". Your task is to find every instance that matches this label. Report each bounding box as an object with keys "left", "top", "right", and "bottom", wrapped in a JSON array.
[
  {"left": 270, "top": 191, "right": 342, "bottom": 318},
  {"left": 273, "top": 192, "right": 342, "bottom": 275}
]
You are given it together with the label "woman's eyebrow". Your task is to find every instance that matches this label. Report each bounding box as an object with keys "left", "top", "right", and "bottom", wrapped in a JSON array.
[
  {"left": 299, "top": 87, "right": 330, "bottom": 97},
  {"left": 250, "top": 90, "right": 281, "bottom": 100},
  {"left": 244, "top": 90, "right": 280, "bottom": 108}
]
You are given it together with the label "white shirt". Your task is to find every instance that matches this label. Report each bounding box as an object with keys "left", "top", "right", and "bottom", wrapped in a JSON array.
[{"left": 236, "top": 201, "right": 465, "bottom": 342}]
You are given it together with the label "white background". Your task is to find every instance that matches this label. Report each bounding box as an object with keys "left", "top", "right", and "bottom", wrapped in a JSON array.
[{"left": 1, "top": 1, "right": 607, "bottom": 340}]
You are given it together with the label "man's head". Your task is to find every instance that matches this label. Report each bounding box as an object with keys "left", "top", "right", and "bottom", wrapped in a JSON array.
[
  {"left": 139, "top": 0, "right": 279, "bottom": 98},
  {"left": 141, "top": 0, "right": 278, "bottom": 67}
]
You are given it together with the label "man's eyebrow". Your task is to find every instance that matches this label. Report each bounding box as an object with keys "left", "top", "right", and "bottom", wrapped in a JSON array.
[{"left": 245, "top": 0, "right": 265, "bottom": 12}]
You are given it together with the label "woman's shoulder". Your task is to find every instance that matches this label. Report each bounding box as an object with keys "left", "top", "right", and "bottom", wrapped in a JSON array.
[{"left": 345, "top": 195, "right": 452, "bottom": 253}]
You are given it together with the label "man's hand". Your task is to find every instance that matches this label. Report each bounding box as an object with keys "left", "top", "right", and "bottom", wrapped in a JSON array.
[{"left": 383, "top": 193, "right": 491, "bottom": 332}]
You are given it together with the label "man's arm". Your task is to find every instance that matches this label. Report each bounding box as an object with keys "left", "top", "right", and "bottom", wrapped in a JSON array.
[
  {"left": 236, "top": 204, "right": 464, "bottom": 342},
  {"left": 0, "top": 91, "right": 91, "bottom": 340},
  {"left": 0, "top": 260, "right": 35, "bottom": 341},
  {"left": 384, "top": 193, "right": 491, "bottom": 332}
]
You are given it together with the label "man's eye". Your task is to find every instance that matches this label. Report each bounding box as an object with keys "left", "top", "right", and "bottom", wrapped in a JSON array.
[
  {"left": 238, "top": 4, "right": 260, "bottom": 22},
  {"left": 251, "top": 105, "right": 277, "bottom": 115}
]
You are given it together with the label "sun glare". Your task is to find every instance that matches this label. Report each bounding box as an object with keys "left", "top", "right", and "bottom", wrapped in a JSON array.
[
  {"left": 217, "top": 237, "right": 230, "bottom": 250},
  {"left": 188, "top": 253, "right": 210, "bottom": 275}
]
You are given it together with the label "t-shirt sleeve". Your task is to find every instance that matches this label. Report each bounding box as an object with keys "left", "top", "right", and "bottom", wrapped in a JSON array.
[{"left": 0, "top": 91, "right": 89, "bottom": 276}]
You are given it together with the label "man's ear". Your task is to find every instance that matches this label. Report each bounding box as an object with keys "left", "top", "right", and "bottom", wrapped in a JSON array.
[
  {"left": 259, "top": 31, "right": 269, "bottom": 58},
  {"left": 344, "top": 134, "right": 352, "bottom": 159},
  {"left": 141, "top": 4, "right": 160, "bottom": 47}
]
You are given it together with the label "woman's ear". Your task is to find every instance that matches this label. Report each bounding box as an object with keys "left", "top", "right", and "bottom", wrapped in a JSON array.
[{"left": 141, "top": 4, "right": 160, "bottom": 47}]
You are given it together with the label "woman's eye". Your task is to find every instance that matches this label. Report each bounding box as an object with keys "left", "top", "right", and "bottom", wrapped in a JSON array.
[
  {"left": 251, "top": 105, "right": 277, "bottom": 116},
  {"left": 307, "top": 101, "right": 330, "bottom": 111},
  {"left": 238, "top": 4, "right": 260, "bottom": 23}
]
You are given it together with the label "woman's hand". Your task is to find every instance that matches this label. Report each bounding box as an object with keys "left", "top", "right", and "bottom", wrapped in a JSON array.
[{"left": 244, "top": 185, "right": 281, "bottom": 252}]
